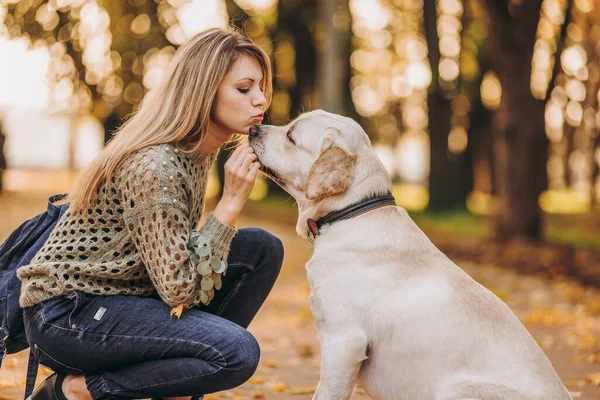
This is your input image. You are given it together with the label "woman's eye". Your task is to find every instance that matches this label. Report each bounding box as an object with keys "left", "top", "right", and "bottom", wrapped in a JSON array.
[{"left": 238, "top": 88, "right": 250, "bottom": 94}]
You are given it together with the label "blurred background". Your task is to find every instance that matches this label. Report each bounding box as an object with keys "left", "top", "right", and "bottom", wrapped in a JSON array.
[{"left": 0, "top": 0, "right": 600, "bottom": 398}]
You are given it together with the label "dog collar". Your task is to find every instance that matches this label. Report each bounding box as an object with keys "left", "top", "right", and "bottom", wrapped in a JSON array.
[{"left": 306, "top": 192, "right": 396, "bottom": 244}]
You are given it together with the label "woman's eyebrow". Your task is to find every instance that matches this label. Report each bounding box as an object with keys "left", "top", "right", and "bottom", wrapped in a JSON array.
[{"left": 236, "top": 77, "right": 263, "bottom": 83}]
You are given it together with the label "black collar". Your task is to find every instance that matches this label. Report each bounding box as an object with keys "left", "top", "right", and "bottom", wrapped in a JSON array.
[{"left": 306, "top": 192, "right": 396, "bottom": 243}]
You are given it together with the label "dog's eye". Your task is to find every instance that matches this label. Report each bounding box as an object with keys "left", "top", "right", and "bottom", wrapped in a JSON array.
[{"left": 286, "top": 130, "right": 296, "bottom": 145}]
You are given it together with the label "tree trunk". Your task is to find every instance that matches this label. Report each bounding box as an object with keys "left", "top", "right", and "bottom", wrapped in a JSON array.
[
  {"left": 484, "top": 0, "right": 547, "bottom": 240},
  {"left": 491, "top": 87, "right": 546, "bottom": 239},
  {"left": 277, "top": 0, "right": 317, "bottom": 117},
  {"left": 424, "top": 0, "right": 473, "bottom": 209},
  {"left": 317, "top": 0, "right": 350, "bottom": 114}
]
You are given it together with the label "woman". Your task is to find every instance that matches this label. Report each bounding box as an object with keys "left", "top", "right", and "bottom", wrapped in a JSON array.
[{"left": 17, "top": 27, "right": 283, "bottom": 400}]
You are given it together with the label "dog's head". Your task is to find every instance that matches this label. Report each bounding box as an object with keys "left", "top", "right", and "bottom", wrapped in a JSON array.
[{"left": 249, "top": 110, "right": 391, "bottom": 237}]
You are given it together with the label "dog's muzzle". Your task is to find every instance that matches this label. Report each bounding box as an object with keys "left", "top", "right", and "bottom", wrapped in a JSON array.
[{"left": 249, "top": 124, "right": 262, "bottom": 138}]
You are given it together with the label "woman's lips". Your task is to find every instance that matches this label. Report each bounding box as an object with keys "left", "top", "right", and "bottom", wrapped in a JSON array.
[{"left": 252, "top": 114, "right": 264, "bottom": 121}]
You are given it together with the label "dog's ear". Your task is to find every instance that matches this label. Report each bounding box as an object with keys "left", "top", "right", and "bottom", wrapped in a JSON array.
[{"left": 306, "top": 128, "right": 355, "bottom": 201}]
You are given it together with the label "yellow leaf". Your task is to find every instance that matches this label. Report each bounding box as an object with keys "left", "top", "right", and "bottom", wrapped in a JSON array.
[
  {"left": 273, "top": 379, "right": 289, "bottom": 392},
  {"left": 565, "top": 380, "right": 586, "bottom": 389},
  {"left": 264, "top": 359, "right": 277, "bottom": 368},
  {"left": 248, "top": 376, "right": 267, "bottom": 384},
  {"left": 585, "top": 371, "right": 600, "bottom": 386},
  {"left": 0, "top": 380, "right": 17, "bottom": 388},
  {"left": 284, "top": 387, "right": 316, "bottom": 395},
  {"left": 170, "top": 303, "right": 184, "bottom": 319}
]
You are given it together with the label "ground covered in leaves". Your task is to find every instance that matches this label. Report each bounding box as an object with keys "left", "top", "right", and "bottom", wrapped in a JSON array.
[{"left": 0, "top": 190, "right": 599, "bottom": 399}]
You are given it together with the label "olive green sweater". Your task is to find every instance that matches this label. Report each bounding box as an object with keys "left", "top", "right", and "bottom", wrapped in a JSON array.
[{"left": 17, "top": 143, "right": 236, "bottom": 309}]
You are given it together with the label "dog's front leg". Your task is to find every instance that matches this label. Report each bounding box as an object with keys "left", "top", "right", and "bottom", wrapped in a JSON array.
[{"left": 313, "top": 329, "right": 368, "bottom": 400}]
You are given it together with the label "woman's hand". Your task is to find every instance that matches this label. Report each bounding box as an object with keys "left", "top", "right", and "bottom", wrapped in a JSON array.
[{"left": 212, "top": 142, "right": 261, "bottom": 227}]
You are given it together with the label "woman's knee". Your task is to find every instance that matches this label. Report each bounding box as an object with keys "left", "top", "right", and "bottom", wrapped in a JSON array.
[
  {"left": 236, "top": 228, "right": 284, "bottom": 272},
  {"left": 226, "top": 329, "right": 260, "bottom": 385},
  {"left": 262, "top": 230, "right": 284, "bottom": 274}
]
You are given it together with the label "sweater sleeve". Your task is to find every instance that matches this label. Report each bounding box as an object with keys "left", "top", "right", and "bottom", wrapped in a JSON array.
[{"left": 117, "top": 145, "right": 236, "bottom": 308}]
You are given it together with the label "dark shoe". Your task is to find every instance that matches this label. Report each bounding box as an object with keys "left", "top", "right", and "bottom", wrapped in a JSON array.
[{"left": 27, "top": 373, "right": 68, "bottom": 400}]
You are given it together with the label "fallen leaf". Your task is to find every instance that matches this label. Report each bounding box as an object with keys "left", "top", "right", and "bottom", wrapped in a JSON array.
[
  {"left": 585, "top": 371, "right": 600, "bottom": 386},
  {"left": 0, "top": 380, "right": 17, "bottom": 388},
  {"left": 272, "top": 379, "right": 289, "bottom": 392},
  {"left": 264, "top": 359, "right": 277, "bottom": 368},
  {"left": 251, "top": 392, "right": 266, "bottom": 399},
  {"left": 284, "top": 387, "right": 316, "bottom": 395},
  {"left": 296, "top": 343, "right": 314, "bottom": 358},
  {"left": 170, "top": 303, "right": 184, "bottom": 319},
  {"left": 248, "top": 376, "right": 267, "bottom": 384},
  {"left": 565, "top": 380, "right": 586, "bottom": 389}
]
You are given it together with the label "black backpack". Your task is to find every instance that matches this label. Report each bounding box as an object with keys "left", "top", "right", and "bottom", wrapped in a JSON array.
[{"left": 0, "top": 194, "right": 69, "bottom": 398}]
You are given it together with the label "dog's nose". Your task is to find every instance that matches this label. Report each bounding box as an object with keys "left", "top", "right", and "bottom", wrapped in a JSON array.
[{"left": 249, "top": 124, "right": 262, "bottom": 137}]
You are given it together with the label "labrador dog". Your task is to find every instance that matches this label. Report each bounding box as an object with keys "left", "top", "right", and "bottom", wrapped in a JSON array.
[{"left": 248, "top": 110, "right": 571, "bottom": 400}]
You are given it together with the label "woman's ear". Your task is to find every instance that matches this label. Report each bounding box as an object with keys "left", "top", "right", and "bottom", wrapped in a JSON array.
[{"left": 305, "top": 128, "right": 356, "bottom": 201}]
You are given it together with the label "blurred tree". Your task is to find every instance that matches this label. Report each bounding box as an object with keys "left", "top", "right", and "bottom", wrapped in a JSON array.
[
  {"left": 276, "top": 0, "right": 318, "bottom": 118},
  {"left": 482, "top": 0, "right": 548, "bottom": 240},
  {"left": 2, "top": 0, "right": 203, "bottom": 145},
  {"left": 317, "top": 0, "right": 353, "bottom": 115},
  {"left": 424, "top": 0, "right": 473, "bottom": 210}
]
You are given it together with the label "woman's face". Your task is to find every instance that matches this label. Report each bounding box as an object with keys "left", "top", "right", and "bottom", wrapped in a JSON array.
[{"left": 211, "top": 54, "right": 267, "bottom": 136}]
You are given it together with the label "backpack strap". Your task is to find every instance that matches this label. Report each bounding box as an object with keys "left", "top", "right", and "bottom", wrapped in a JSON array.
[{"left": 24, "top": 346, "right": 39, "bottom": 399}]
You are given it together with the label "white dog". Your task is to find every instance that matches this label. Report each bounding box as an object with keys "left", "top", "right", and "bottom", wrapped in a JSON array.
[{"left": 248, "top": 110, "right": 572, "bottom": 400}]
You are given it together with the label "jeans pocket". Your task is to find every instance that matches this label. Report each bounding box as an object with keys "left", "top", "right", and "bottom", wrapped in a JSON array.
[
  {"left": 33, "top": 343, "right": 84, "bottom": 374},
  {"left": 40, "top": 291, "right": 84, "bottom": 331}
]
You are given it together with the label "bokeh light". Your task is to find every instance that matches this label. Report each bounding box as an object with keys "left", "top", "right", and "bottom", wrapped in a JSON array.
[{"left": 481, "top": 71, "right": 502, "bottom": 110}]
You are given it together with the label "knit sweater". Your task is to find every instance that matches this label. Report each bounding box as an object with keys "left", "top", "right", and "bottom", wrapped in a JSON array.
[{"left": 17, "top": 143, "right": 237, "bottom": 309}]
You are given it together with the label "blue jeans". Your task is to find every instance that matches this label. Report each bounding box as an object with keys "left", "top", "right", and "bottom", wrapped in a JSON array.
[{"left": 22, "top": 228, "right": 284, "bottom": 400}]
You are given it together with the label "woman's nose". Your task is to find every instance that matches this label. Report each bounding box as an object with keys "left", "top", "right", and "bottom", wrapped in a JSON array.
[{"left": 253, "top": 91, "right": 267, "bottom": 108}]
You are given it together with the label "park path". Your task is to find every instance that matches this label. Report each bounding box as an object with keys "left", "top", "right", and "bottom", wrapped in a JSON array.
[{"left": 0, "top": 189, "right": 598, "bottom": 399}]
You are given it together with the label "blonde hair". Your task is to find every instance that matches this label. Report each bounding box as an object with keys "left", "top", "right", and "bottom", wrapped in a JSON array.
[{"left": 63, "top": 27, "right": 273, "bottom": 213}]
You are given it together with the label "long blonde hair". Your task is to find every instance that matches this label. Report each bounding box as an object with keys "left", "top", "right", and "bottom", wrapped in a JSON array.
[{"left": 63, "top": 27, "right": 273, "bottom": 213}]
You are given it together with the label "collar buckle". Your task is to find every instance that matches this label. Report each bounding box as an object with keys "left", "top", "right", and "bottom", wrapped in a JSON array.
[{"left": 306, "top": 218, "right": 319, "bottom": 244}]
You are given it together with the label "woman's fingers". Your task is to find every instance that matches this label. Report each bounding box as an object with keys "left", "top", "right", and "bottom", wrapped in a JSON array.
[
  {"left": 247, "top": 160, "right": 261, "bottom": 179},
  {"left": 228, "top": 143, "right": 254, "bottom": 170},
  {"left": 240, "top": 152, "right": 257, "bottom": 173},
  {"left": 226, "top": 142, "right": 248, "bottom": 166}
]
